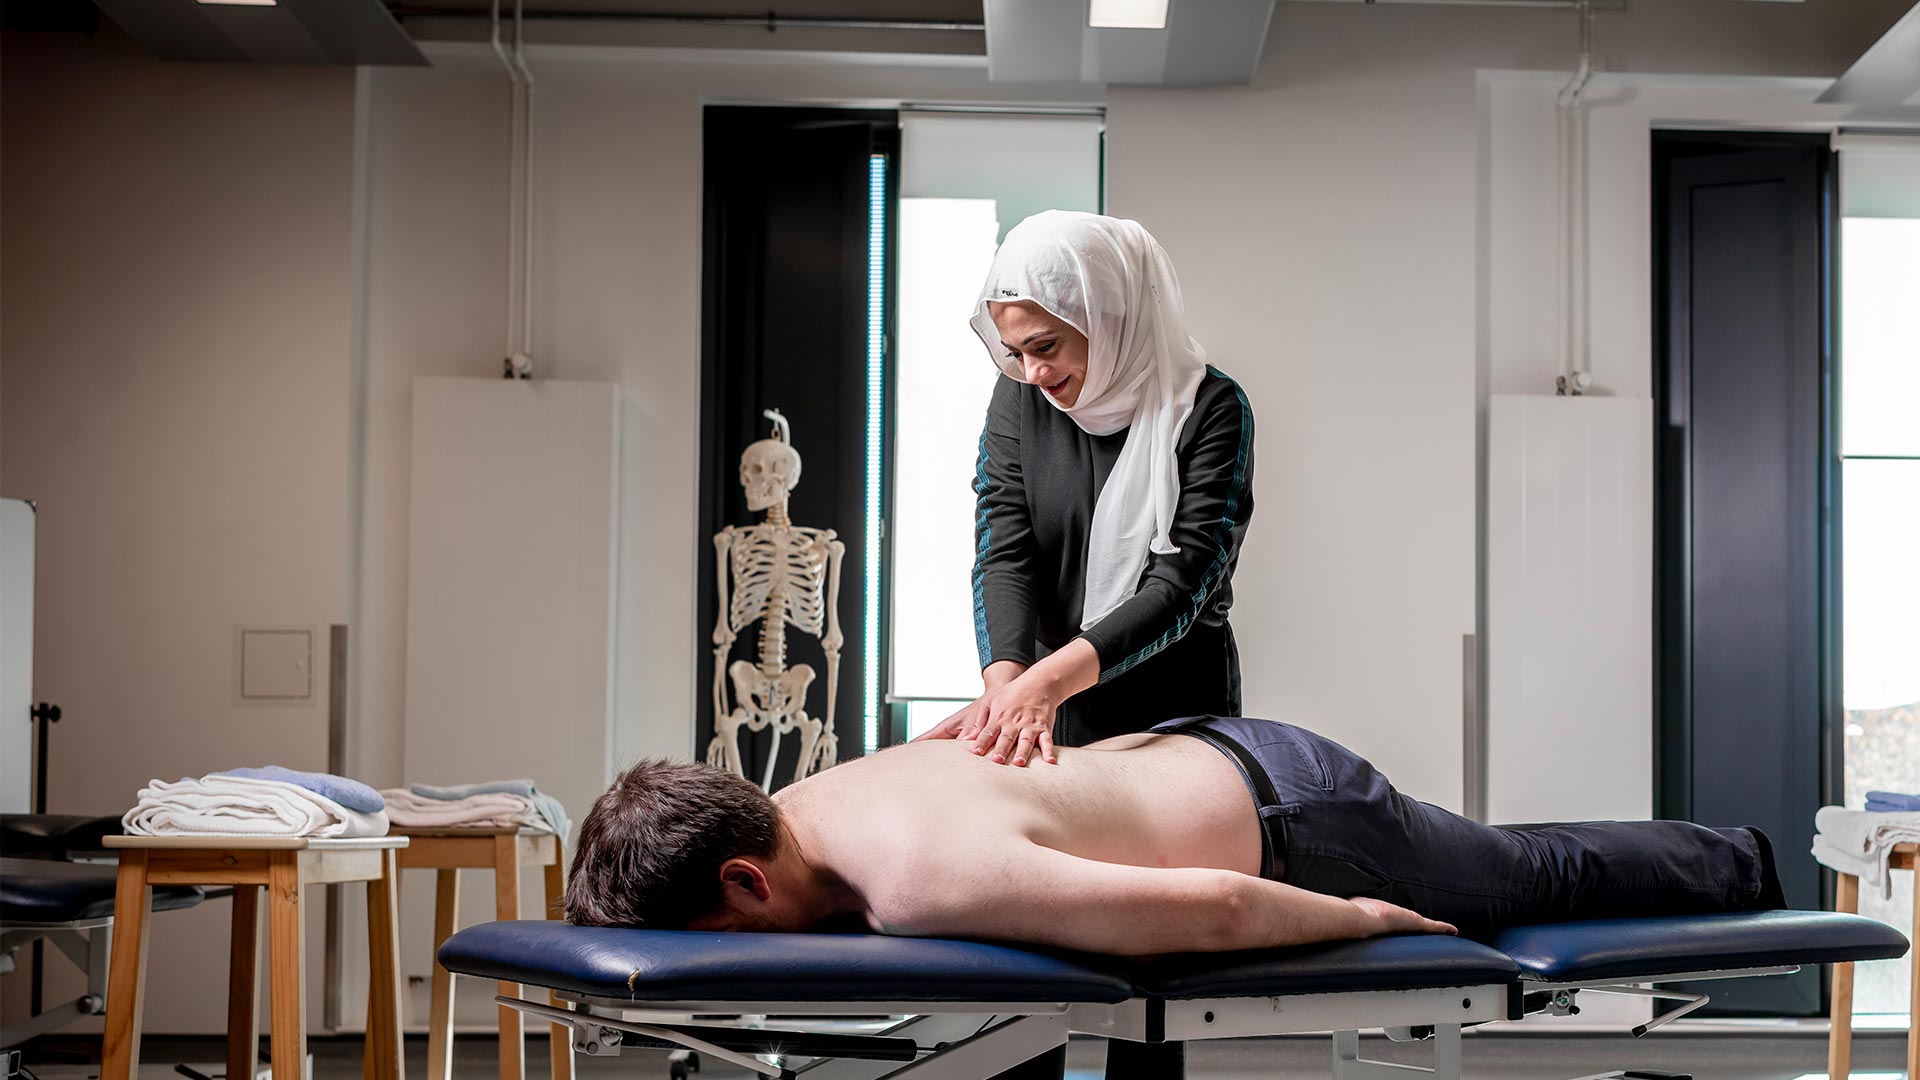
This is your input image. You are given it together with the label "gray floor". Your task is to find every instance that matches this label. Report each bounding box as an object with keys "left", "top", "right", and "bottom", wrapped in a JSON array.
[{"left": 20, "top": 1030, "right": 1914, "bottom": 1080}]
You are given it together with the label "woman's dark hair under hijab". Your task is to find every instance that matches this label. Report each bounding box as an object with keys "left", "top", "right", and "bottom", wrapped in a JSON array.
[{"left": 565, "top": 759, "right": 781, "bottom": 929}]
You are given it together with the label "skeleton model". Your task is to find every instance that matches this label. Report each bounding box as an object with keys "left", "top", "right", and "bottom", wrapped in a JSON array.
[{"left": 708, "top": 410, "right": 846, "bottom": 790}]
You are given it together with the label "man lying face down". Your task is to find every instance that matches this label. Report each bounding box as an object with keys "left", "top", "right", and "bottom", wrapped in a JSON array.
[{"left": 566, "top": 717, "right": 1783, "bottom": 955}]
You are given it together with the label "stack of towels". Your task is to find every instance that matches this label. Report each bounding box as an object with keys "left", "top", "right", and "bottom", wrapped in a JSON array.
[
  {"left": 124, "top": 766, "right": 389, "bottom": 838},
  {"left": 1811, "top": 790, "right": 1920, "bottom": 901},
  {"left": 380, "top": 780, "right": 570, "bottom": 837}
]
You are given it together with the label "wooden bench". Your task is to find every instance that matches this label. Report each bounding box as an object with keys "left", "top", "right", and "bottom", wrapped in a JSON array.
[
  {"left": 100, "top": 835, "right": 410, "bottom": 1080},
  {"left": 1828, "top": 841, "right": 1917, "bottom": 1080},
  {"left": 391, "top": 828, "right": 570, "bottom": 1080}
]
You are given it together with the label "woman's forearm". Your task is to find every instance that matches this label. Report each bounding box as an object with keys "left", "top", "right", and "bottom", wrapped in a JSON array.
[
  {"left": 1024, "top": 637, "right": 1100, "bottom": 701},
  {"left": 982, "top": 660, "right": 1028, "bottom": 691}
]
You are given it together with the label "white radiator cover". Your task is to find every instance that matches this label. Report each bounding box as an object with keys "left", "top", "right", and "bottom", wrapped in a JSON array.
[
  {"left": 1486, "top": 395, "right": 1653, "bottom": 824},
  {"left": 403, "top": 376, "right": 636, "bottom": 824},
  {"left": 337, "top": 376, "right": 644, "bottom": 1033}
]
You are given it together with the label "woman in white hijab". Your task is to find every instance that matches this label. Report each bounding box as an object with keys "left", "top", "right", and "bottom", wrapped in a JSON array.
[{"left": 916, "top": 210, "right": 1256, "bottom": 1077}]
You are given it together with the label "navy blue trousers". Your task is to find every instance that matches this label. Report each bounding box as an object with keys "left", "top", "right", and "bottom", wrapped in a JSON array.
[{"left": 1150, "top": 716, "right": 1771, "bottom": 941}]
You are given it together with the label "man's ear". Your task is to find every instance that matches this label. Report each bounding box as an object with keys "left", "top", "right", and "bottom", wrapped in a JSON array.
[{"left": 717, "top": 857, "right": 774, "bottom": 904}]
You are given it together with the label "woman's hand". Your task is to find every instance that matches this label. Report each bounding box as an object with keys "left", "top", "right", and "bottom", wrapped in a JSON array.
[
  {"left": 911, "top": 676, "right": 1057, "bottom": 766},
  {"left": 913, "top": 662, "right": 1026, "bottom": 744},
  {"left": 1347, "top": 897, "right": 1457, "bottom": 937},
  {"left": 948, "top": 677, "right": 1060, "bottom": 767},
  {"left": 911, "top": 641, "right": 1099, "bottom": 767}
]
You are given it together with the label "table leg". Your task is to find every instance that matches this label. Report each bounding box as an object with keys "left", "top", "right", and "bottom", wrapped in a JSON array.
[
  {"left": 494, "top": 835, "right": 523, "bottom": 1080},
  {"left": 1907, "top": 866, "right": 1917, "bottom": 1080},
  {"left": 543, "top": 840, "right": 573, "bottom": 1080},
  {"left": 364, "top": 850, "right": 404, "bottom": 1080},
  {"left": 229, "top": 885, "right": 263, "bottom": 1080},
  {"left": 1829, "top": 872, "right": 1858, "bottom": 1080},
  {"left": 267, "top": 852, "right": 307, "bottom": 1080},
  {"left": 102, "top": 851, "right": 152, "bottom": 1080},
  {"left": 426, "top": 868, "right": 461, "bottom": 1080}
]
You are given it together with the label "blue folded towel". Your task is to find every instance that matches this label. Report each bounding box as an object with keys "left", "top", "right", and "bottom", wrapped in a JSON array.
[
  {"left": 215, "top": 767, "right": 386, "bottom": 815},
  {"left": 410, "top": 780, "right": 570, "bottom": 838},
  {"left": 1865, "top": 790, "right": 1920, "bottom": 813}
]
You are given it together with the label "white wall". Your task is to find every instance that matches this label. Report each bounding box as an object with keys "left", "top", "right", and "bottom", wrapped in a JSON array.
[
  {"left": 352, "top": 45, "right": 1099, "bottom": 1025},
  {"left": 1481, "top": 70, "right": 1916, "bottom": 817},
  {"left": 352, "top": 45, "right": 1100, "bottom": 793},
  {"left": 364, "top": 3, "right": 1914, "bottom": 831},
  {"left": 0, "top": 25, "right": 355, "bottom": 1032},
  {"left": 1104, "top": 0, "right": 1920, "bottom": 810}
]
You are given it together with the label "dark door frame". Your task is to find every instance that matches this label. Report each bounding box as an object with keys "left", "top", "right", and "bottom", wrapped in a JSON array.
[
  {"left": 697, "top": 105, "right": 900, "bottom": 778},
  {"left": 1651, "top": 129, "right": 1842, "bottom": 1015}
]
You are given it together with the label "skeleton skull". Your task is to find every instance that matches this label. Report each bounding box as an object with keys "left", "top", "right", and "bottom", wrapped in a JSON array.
[{"left": 740, "top": 437, "right": 802, "bottom": 512}]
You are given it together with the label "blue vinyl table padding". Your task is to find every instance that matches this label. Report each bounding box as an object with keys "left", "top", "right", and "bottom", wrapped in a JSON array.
[
  {"left": 441, "top": 911, "right": 1912, "bottom": 1006},
  {"left": 1132, "top": 934, "right": 1519, "bottom": 999},
  {"left": 437, "top": 921, "right": 1136, "bottom": 1003},
  {"left": 0, "top": 814, "right": 124, "bottom": 857},
  {"left": 0, "top": 858, "right": 205, "bottom": 924},
  {"left": 1493, "top": 910, "right": 1912, "bottom": 983}
]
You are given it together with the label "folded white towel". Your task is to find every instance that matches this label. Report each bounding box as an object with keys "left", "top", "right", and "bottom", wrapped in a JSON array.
[
  {"left": 124, "top": 775, "right": 389, "bottom": 839},
  {"left": 1811, "top": 805, "right": 1920, "bottom": 901},
  {"left": 381, "top": 788, "right": 550, "bottom": 832}
]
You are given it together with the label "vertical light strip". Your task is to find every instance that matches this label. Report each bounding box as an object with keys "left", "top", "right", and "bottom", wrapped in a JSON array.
[{"left": 864, "top": 154, "right": 887, "bottom": 755}]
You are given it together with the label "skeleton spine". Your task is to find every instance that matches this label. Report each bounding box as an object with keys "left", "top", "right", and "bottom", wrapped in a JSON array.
[{"left": 759, "top": 591, "right": 788, "bottom": 677}]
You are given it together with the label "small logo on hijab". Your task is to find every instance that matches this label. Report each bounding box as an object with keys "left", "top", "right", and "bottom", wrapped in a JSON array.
[{"left": 998, "top": 288, "right": 1019, "bottom": 297}]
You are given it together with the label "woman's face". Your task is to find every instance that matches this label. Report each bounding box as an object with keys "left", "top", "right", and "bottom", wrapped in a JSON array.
[{"left": 987, "top": 300, "right": 1090, "bottom": 408}]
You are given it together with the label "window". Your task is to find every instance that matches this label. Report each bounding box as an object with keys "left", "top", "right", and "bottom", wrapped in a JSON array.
[
  {"left": 1836, "top": 144, "right": 1920, "bottom": 1018},
  {"left": 887, "top": 111, "right": 1104, "bottom": 740}
]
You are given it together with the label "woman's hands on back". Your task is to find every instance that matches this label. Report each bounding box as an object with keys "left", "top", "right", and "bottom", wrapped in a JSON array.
[{"left": 912, "top": 640, "right": 1101, "bottom": 767}]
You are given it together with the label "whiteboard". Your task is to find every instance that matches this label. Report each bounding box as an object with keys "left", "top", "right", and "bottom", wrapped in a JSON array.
[{"left": 1, "top": 498, "right": 35, "bottom": 813}]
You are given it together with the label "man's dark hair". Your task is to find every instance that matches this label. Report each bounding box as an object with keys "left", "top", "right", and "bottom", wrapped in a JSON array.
[{"left": 566, "top": 758, "right": 781, "bottom": 928}]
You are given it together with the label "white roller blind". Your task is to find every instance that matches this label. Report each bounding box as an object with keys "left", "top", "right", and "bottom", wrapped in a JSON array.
[
  {"left": 1836, "top": 132, "right": 1920, "bottom": 219},
  {"left": 901, "top": 112, "right": 1104, "bottom": 241}
]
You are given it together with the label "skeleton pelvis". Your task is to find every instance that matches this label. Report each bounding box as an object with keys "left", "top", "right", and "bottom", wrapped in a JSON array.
[{"left": 726, "top": 660, "right": 818, "bottom": 724}]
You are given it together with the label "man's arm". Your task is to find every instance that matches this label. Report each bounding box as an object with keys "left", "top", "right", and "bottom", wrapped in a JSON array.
[{"left": 870, "top": 844, "right": 1453, "bottom": 957}]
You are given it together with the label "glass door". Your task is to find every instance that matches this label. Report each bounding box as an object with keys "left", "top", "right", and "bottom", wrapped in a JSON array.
[{"left": 1836, "top": 138, "right": 1920, "bottom": 1021}]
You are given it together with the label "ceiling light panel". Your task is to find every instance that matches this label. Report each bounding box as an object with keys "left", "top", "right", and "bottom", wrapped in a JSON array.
[{"left": 1089, "top": 0, "right": 1169, "bottom": 29}]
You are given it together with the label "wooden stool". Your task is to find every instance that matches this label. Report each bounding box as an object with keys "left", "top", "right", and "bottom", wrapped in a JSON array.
[
  {"left": 1828, "top": 841, "right": 1917, "bottom": 1080},
  {"left": 100, "top": 835, "right": 409, "bottom": 1080},
  {"left": 391, "top": 828, "right": 571, "bottom": 1080}
]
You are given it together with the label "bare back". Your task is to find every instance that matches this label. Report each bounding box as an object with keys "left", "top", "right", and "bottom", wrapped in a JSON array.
[{"left": 774, "top": 733, "right": 1264, "bottom": 929}]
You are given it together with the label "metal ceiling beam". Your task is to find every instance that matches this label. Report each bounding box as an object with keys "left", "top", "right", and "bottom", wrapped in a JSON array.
[
  {"left": 1817, "top": 1, "right": 1920, "bottom": 106},
  {"left": 92, "top": 0, "right": 427, "bottom": 64},
  {"left": 384, "top": 7, "right": 983, "bottom": 32}
]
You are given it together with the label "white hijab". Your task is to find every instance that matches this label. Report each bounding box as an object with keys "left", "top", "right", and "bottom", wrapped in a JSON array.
[{"left": 969, "top": 211, "right": 1209, "bottom": 630}]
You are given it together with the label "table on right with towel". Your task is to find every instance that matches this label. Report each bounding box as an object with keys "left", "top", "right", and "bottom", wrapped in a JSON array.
[{"left": 1828, "top": 840, "right": 1917, "bottom": 1080}]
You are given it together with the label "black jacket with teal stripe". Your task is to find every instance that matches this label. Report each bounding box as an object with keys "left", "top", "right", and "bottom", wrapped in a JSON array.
[{"left": 971, "top": 365, "right": 1254, "bottom": 735}]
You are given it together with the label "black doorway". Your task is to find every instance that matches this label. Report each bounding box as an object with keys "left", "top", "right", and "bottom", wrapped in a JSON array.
[
  {"left": 1652, "top": 131, "right": 1839, "bottom": 1016},
  {"left": 697, "top": 106, "right": 898, "bottom": 784}
]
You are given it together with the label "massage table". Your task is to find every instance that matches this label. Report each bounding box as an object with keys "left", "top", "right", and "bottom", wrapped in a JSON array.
[
  {"left": 441, "top": 909, "right": 1908, "bottom": 1080},
  {"left": 2, "top": 815, "right": 208, "bottom": 1054},
  {"left": 0, "top": 856, "right": 206, "bottom": 1050}
]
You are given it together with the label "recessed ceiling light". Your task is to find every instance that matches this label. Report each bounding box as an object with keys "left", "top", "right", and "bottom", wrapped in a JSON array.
[
  {"left": 1089, "top": 0, "right": 1168, "bottom": 30},
  {"left": 197, "top": 0, "right": 279, "bottom": 6}
]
